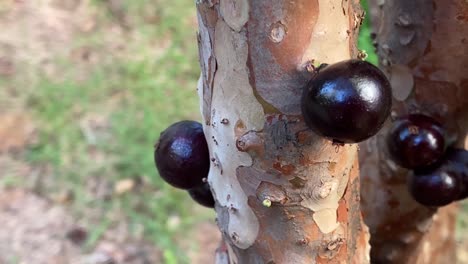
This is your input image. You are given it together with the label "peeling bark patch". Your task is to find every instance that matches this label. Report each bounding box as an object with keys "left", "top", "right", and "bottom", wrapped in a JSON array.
[
  {"left": 303, "top": 0, "right": 351, "bottom": 65},
  {"left": 247, "top": 0, "right": 319, "bottom": 114},
  {"left": 410, "top": 0, "right": 468, "bottom": 84},
  {"left": 289, "top": 177, "right": 306, "bottom": 189},
  {"left": 390, "top": 64, "right": 414, "bottom": 101},
  {"left": 414, "top": 79, "right": 461, "bottom": 112},
  {"left": 316, "top": 224, "right": 346, "bottom": 262},
  {"left": 236, "top": 130, "right": 265, "bottom": 156},
  {"left": 211, "top": 153, "right": 224, "bottom": 175},
  {"left": 201, "top": 20, "right": 265, "bottom": 250},
  {"left": 272, "top": 161, "right": 295, "bottom": 176},
  {"left": 269, "top": 119, "right": 292, "bottom": 148},
  {"left": 347, "top": 0, "right": 363, "bottom": 58},
  {"left": 300, "top": 145, "right": 357, "bottom": 234},
  {"left": 376, "top": 0, "right": 433, "bottom": 66},
  {"left": 220, "top": 0, "right": 249, "bottom": 32},
  {"left": 319, "top": 237, "right": 345, "bottom": 259},
  {"left": 215, "top": 242, "right": 230, "bottom": 264},
  {"left": 353, "top": 10, "right": 365, "bottom": 30},
  {"left": 196, "top": 8, "right": 218, "bottom": 124},
  {"left": 313, "top": 209, "right": 340, "bottom": 234}
]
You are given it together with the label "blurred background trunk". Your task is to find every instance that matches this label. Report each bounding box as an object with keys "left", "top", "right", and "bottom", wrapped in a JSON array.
[{"left": 361, "top": 0, "right": 468, "bottom": 263}]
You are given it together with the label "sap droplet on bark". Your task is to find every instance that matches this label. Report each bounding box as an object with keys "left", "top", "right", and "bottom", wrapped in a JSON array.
[
  {"left": 256, "top": 181, "right": 287, "bottom": 205},
  {"left": 270, "top": 22, "right": 286, "bottom": 43},
  {"left": 390, "top": 64, "right": 414, "bottom": 101},
  {"left": 262, "top": 199, "right": 272, "bottom": 207}
]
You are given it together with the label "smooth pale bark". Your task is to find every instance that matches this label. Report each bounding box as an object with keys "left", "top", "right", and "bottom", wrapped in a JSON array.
[
  {"left": 195, "top": 0, "right": 370, "bottom": 263},
  {"left": 361, "top": 0, "right": 468, "bottom": 263}
]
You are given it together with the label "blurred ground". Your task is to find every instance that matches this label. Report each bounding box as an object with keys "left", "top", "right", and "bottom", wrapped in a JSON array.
[
  {"left": 0, "top": 189, "right": 160, "bottom": 263},
  {"left": 0, "top": 0, "right": 466, "bottom": 263},
  {"left": 0, "top": 0, "right": 219, "bottom": 263}
]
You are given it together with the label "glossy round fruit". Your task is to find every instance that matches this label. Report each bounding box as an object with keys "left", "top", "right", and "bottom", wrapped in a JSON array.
[
  {"left": 444, "top": 149, "right": 468, "bottom": 200},
  {"left": 409, "top": 171, "right": 461, "bottom": 207},
  {"left": 301, "top": 59, "right": 392, "bottom": 143},
  {"left": 154, "top": 120, "right": 210, "bottom": 190},
  {"left": 387, "top": 114, "right": 446, "bottom": 169},
  {"left": 188, "top": 182, "right": 215, "bottom": 208}
]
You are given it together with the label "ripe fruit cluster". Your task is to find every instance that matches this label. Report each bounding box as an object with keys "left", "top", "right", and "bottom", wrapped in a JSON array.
[
  {"left": 387, "top": 114, "right": 446, "bottom": 170},
  {"left": 387, "top": 114, "right": 468, "bottom": 207},
  {"left": 301, "top": 59, "right": 392, "bottom": 143},
  {"left": 154, "top": 120, "right": 214, "bottom": 208}
]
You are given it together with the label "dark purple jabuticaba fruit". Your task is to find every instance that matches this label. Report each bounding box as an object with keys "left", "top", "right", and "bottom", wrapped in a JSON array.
[
  {"left": 188, "top": 182, "right": 215, "bottom": 208},
  {"left": 154, "top": 120, "right": 210, "bottom": 190},
  {"left": 409, "top": 170, "right": 461, "bottom": 207},
  {"left": 301, "top": 59, "right": 392, "bottom": 143},
  {"left": 442, "top": 148, "right": 468, "bottom": 200},
  {"left": 387, "top": 114, "right": 446, "bottom": 170}
]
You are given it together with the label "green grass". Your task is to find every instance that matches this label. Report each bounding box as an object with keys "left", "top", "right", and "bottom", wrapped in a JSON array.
[
  {"left": 24, "top": 0, "right": 204, "bottom": 262},
  {"left": 359, "top": 0, "right": 378, "bottom": 65},
  {"left": 20, "top": 0, "right": 380, "bottom": 262}
]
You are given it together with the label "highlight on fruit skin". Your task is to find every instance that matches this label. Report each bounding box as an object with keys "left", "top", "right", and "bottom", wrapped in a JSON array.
[
  {"left": 301, "top": 59, "right": 392, "bottom": 143},
  {"left": 188, "top": 182, "right": 215, "bottom": 208},
  {"left": 409, "top": 148, "right": 468, "bottom": 207},
  {"left": 387, "top": 114, "right": 446, "bottom": 170},
  {"left": 154, "top": 120, "right": 210, "bottom": 190},
  {"left": 409, "top": 170, "right": 461, "bottom": 207},
  {"left": 442, "top": 148, "right": 468, "bottom": 200}
]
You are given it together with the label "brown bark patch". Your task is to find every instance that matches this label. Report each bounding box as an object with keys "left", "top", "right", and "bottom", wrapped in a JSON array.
[{"left": 247, "top": 0, "right": 319, "bottom": 115}]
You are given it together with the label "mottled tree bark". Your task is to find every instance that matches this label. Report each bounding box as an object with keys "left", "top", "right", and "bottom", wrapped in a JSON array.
[
  {"left": 367, "top": 0, "right": 382, "bottom": 38},
  {"left": 195, "top": 0, "right": 370, "bottom": 263},
  {"left": 360, "top": 0, "right": 468, "bottom": 263}
]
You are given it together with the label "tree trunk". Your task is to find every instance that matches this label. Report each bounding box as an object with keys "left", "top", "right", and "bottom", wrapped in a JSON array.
[
  {"left": 360, "top": 0, "right": 468, "bottom": 263},
  {"left": 195, "top": 0, "right": 370, "bottom": 263},
  {"left": 366, "top": 0, "right": 382, "bottom": 38}
]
